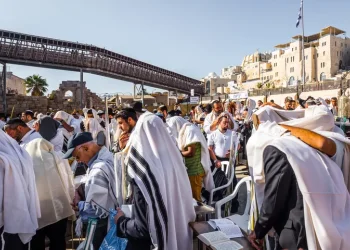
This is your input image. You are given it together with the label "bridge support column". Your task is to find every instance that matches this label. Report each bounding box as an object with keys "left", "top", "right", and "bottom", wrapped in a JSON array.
[
  {"left": 80, "top": 69, "right": 84, "bottom": 109},
  {"left": 2, "top": 63, "right": 6, "bottom": 115},
  {"left": 141, "top": 82, "right": 144, "bottom": 107}
]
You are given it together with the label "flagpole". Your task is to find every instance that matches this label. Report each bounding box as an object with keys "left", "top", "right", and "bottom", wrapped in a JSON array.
[{"left": 301, "top": 0, "right": 305, "bottom": 87}]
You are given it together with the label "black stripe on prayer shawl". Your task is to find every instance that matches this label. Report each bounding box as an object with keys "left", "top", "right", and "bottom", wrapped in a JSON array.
[
  {"left": 130, "top": 147, "right": 168, "bottom": 233},
  {"left": 62, "top": 135, "right": 68, "bottom": 154},
  {"left": 128, "top": 155, "right": 166, "bottom": 250}
]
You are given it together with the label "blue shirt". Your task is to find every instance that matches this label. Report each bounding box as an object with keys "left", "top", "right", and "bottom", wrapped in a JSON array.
[{"left": 78, "top": 150, "right": 101, "bottom": 222}]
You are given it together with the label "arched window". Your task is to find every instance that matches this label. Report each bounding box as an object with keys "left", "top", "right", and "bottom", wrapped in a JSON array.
[
  {"left": 64, "top": 90, "right": 73, "bottom": 102},
  {"left": 205, "top": 80, "right": 210, "bottom": 95},
  {"left": 320, "top": 72, "right": 326, "bottom": 81},
  {"left": 288, "top": 76, "right": 295, "bottom": 86}
]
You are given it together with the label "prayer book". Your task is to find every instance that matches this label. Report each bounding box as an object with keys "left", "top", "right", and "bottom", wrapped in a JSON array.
[
  {"left": 208, "top": 218, "right": 243, "bottom": 238},
  {"left": 121, "top": 205, "right": 133, "bottom": 218},
  {"left": 197, "top": 231, "right": 243, "bottom": 250}
]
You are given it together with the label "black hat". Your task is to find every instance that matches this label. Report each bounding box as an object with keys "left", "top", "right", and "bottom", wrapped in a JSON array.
[
  {"left": 87, "top": 109, "right": 93, "bottom": 115},
  {"left": 131, "top": 101, "right": 145, "bottom": 113},
  {"left": 63, "top": 132, "right": 93, "bottom": 159}
]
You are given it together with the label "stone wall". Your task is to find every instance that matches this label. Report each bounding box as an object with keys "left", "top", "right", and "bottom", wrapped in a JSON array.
[
  {"left": 0, "top": 80, "right": 104, "bottom": 115},
  {"left": 7, "top": 95, "right": 48, "bottom": 115}
]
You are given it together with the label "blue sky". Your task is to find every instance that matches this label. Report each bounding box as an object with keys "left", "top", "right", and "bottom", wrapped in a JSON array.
[{"left": 1, "top": 0, "right": 350, "bottom": 94}]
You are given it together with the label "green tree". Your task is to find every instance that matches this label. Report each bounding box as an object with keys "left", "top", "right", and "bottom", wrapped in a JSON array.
[{"left": 24, "top": 75, "right": 49, "bottom": 96}]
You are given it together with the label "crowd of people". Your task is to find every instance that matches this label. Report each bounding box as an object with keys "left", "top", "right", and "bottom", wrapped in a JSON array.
[{"left": 0, "top": 94, "right": 348, "bottom": 250}]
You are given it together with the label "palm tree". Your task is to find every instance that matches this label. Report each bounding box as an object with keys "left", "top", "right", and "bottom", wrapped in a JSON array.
[{"left": 24, "top": 75, "right": 49, "bottom": 96}]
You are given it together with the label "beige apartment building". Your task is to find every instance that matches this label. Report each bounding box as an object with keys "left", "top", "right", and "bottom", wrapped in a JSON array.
[
  {"left": 0, "top": 71, "right": 26, "bottom": 95},
  {"left": 269, "top": 26, "right": 350, "bottom": 87}
]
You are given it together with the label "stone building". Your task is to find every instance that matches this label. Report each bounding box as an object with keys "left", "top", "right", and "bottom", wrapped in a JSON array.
[
  {"left": 0, "top": 80, "right": 104, "bottom": 114},
  {"left": 0, "top": 71, "right": 26, "bottom": 95},
  {"left": 270, "top": 26, "right": 350, "bottom": 87}
]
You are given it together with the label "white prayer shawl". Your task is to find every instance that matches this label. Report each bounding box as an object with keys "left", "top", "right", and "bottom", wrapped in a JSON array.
[
  {"left": 83, "top": 147, "right": 118, "bottom": 217},
  {"left": 166, "top": 116, "right": 187, "bottom": 142},
  {"left": 178, "top": 122, "right": 215, "bottom": 191},
  {"left": 248, "top": 105, "right": 350, "bottom": 249},
  {"left": 0, "top": 131, "right": 40, "bottom": 244},
  {"left": 244, "top": 98, "right": 256, "bottom": 123},
  {"left": 25, "top": 138, "right": 75, "bottom": 229},
  {"left": 82, "top": 109, "right": 106, "bottom": 143},
  {"left": 273, "top": 135, "right": 350, "bottom": 250},
  {"left": 125, "top": 112, "right": 196, "bottom": 250},
  {"left": 50, "top": 129, "right": 64, "bottom": 153},
  {"left": 54, "top": 111, "right": 75, "bottom": 140}
]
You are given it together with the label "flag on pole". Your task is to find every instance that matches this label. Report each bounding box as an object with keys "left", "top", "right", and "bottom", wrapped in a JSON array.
[{"left": 296, "top": 0, "right": 303, "bottom": 28}]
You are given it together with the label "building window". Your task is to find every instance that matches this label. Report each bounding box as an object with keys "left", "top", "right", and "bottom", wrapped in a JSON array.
[
  {"left": 290, "top": 67, "right": 294, "bottom": 73},
  {"left": 337, "top": 51, "right": 339, "bottom": 56},
  {"left": 320, "top": 62, "right": 326, "bottom": 68},
  {"left": 341, "top": 43, "right": 343, "bottom": 47},
  {"left": 295, "top": 47, "right": 297, "bottom": 50},
  {"left": 323, "top": 51, "right": 325, "bottom": 56},
  {"left": 335, "top": 41, "right": 337, "bottom": 46},
  {"left": 317, "top": 53, "right": 319, "bottom": 58},
  {"left": 305, "top": 55, "right": 308, "bottom": 60},
  {"left": 322, "top": 42, "right": 327, "bottom": 46},
  {"left": 286, "top": 58, "right": 289, "bottom": 63},
  {"left": 292, "top": 48, "right": 294, "bottom": 51},
  {"left": 275, "top": 72, "right": 278, "bottom": 77}
]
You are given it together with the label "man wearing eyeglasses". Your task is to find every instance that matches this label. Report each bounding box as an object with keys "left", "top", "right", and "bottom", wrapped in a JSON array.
[{"left": 64, "top": 132, "right": 118, "bottom": 250}]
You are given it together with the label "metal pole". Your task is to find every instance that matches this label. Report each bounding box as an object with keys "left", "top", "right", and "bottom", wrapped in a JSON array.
[
  {"left": 80, "top": 69, "right": 84, "bottom": 109},
  {"left": 301, "top": 0, "right": 306, "bottom": 85},
  {"left": 133, "top": 83, "right": 136, "bottom": 98},
  {"left": 2, "top": 63, "right": 6, "bottom": 115},
  {"left": 141, "top": 83, "right": 144, "bottom": 107}
]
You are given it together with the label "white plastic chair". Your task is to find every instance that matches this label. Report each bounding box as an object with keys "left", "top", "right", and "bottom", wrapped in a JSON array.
[
  {"left": 208, "top": 161, "right": 235, "bottom": 206},
  {"left": 208, "top": 133, "right": 241, "bottom": 206},
  {"left": 215, "top": 176, "right": 252, "bottom": 233}
]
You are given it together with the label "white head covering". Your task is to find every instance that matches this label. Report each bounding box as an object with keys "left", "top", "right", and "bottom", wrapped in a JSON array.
[
  {"left": 167, "top": 116, "right": 187, "bottom": 140},
  {"left": 244, "top": 98, "right": 256, "bottom": 123},
  {"left": 83, "top": 110, "right": 105, "bottom": 142},
  {"left": 248, "top": 104, "right": 350, "bottom": 250},
  {"left": 0, "top": 131, "right": 40, "bottom": 244},
  {"left": 125, "top": 113, "right": 196, "bottom": 250},
  {"left": 54, "top": 111, "right": 73, "bottom": 124}
]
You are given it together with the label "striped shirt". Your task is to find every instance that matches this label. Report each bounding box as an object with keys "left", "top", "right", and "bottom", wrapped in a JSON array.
[{"left": 184, "top": 142, "right": 205, "bottom": 176}]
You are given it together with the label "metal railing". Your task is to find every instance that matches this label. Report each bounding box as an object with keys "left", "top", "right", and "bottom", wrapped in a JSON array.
[{"left": 0, "top": 30, "right": 204, "bottom": 94}]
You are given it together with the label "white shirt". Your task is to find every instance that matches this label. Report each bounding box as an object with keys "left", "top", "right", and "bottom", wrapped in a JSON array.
[
  {"left": 208, "top": 129, "right": 237, "bottom": 158},
  {"left": 70, "top": 118, "right": 81, "bottom": 134},
  {"left": 50, "top": 129, "right": 64, "bottom": 152},
  {"left": 0, "top": 120, "right": 5, "bottom": 130},
  {"left": 19, "top": 130, "right": 42, "bottom": 148}
]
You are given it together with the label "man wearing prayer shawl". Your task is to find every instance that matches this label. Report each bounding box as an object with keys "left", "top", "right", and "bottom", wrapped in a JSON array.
[
  {"left": 34, "top": 116, "right": 64, "bottom": 153},
  {"left": 203, "top": 100, "right": 238, "bottom": 135},
  {"left": 80, "top": 109, "right": 106, "bottom": 146},
  {"left": 64, "top": 132, "right": 118, "bottom": 250},
  {"left": 247, "top": 105, "right": 350, "bottom": 250},
  {"left": 167, "top": 116, "right": 214, "bottom": 201},
  {"left": 0, "top": 131, "right": 40, "bottom": 250},
  {"left": 114, "top": 113, "right": 196, "bottom": 250},
  {"left": 24, "top": 138, "right": 75, "bottom": 250}
]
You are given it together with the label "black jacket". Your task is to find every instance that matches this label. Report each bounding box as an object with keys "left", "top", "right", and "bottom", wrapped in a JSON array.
[
  {"left": 116, "top": 179, "right": 152, "bottom": 250},
  {"left": 254, "top": 145, "right": 307, "bottom": 249}
]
